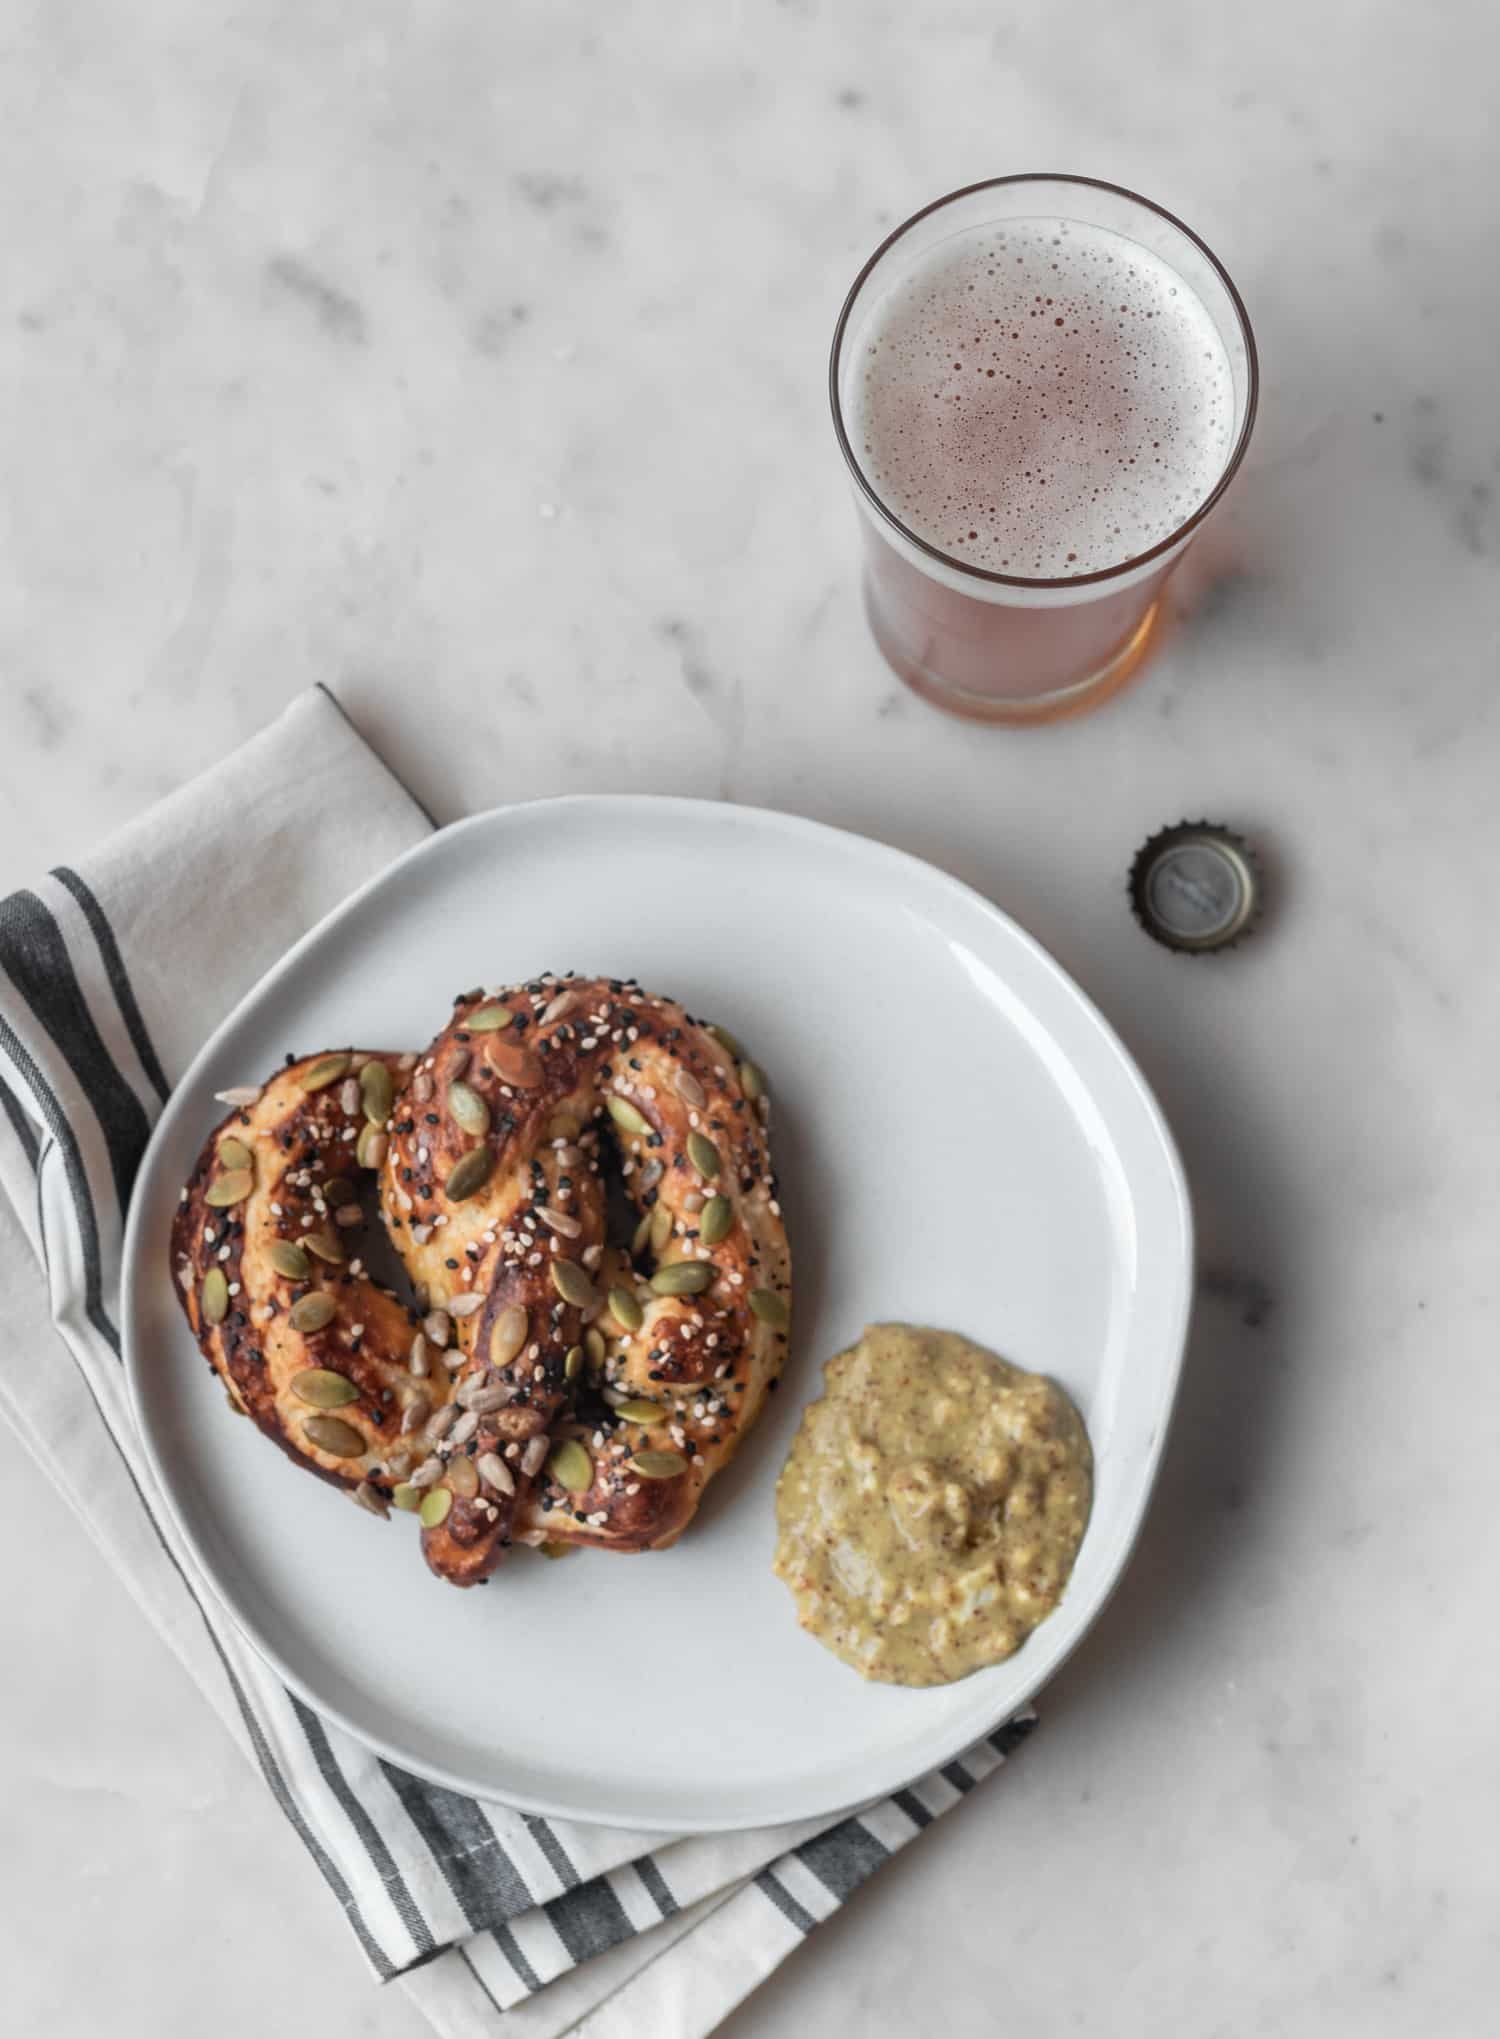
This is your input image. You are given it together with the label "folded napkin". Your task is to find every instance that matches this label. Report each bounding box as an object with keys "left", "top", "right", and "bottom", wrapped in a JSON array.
[{"left": 0, "top": 686, "right": 1035, "bottom": 2038}]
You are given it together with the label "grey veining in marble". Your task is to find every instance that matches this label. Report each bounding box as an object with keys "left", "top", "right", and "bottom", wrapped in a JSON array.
[{"left": 3, "top": 1, "right": 1497, "bottom": 2034}]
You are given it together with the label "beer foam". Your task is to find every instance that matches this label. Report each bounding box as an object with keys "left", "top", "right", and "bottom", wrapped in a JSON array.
[{"left": 852, "top": 217, "right": 1236, "bottom": 576}]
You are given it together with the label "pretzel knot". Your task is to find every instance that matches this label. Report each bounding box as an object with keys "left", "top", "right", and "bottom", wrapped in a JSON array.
[{"left": 171, "top": 976, "right": 791, "bottom": 1586}]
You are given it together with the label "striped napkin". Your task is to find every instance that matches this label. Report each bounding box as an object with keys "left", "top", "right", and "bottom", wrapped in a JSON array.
[{"left": 0, "top": 686, "right": 1035, "bottom": 2038}]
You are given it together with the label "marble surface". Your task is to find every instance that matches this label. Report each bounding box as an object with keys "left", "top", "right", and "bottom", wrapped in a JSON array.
[{"left": 3, "top": 1, "right": 1497, "bottom": 2032}]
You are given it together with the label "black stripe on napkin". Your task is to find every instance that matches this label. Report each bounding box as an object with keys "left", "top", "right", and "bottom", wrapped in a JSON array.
[
  {"left": 525, "top": 1814, "right": 581, "bottom": 1891},
  {"left": 544, "top": 1874, "right": 635, "bottom": 1968},
  {"left": 0, "top": 1070, "right": 39, "bottom": 1170},
  {"left": 291, "top": 1698, "right": 436, "bottom": 1956},
  {"left": 795, "top": 1816, "right": 890, "bottom": 1903},
  {"left": 491, "top": 1922, "right": 543, "bottom": 1994},
  {"left": 380, "top": 1763, "right": 535, "bottom": 1924},
  {"left": 51, "top": 866, "right": 171, "bottom": 1105},
  {"left": 989, "top": 1712, "right": 1038, "bottom": 1758},
  {"left": 0, "top": 889, "right": 153, "bottom": 1215},
  {"left": 633, "top": 1854, "right": 680, "bottom": 1918},
  {"left": 893, "top": 1788, "right": 933, "bottom": 1831},
  {"left": 754, "top": 1868, "right": 816, "bottom": 1936},
  {"left": 941, "top": 1760, "right": 976, "bottom": 1793}
]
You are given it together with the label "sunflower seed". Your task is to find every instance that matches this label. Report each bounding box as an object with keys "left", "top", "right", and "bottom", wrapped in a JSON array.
[
  {"left": 490, "top": 1305, "right": 528, "bottom": 1368},
  {"left": 541, "top": 992, "right": 576, "bottom": 1025},
  {"left": 631, "top": 1210, "right": 653, "bottom": 1256},
  {"left": 546, "top": 1112, "right": 583, "bottom": 1144},
  {"left": 447, "top": 1292, "right": 485, "bottom": 1319},
  {"left": 449, "top": 1409, "right": 480, "bottom": 1447},
  {"left": 408, "top": 1331, "right": 431, "bottom": 1377},
  {"left": 356, "top": 1124, "right": 388, "bottom": 1169},
  {"left": 682, "top": 1189, "right": 705, "bottom": 1214},
  {"left": 392, "top": 1483, "right": 422, "bottom": 1512},
  {"left": 651, "top": 1261, "right": 713, "bottom": 1296},
  {"left": 706, "top": 1023, "right": 743, "bottom": 1058},
  {"left": 423, "top": 1412, "right": 455, "bottom": 1452},
  {"left": 301, "top": 1053, "right": 351, "bottom": 1092},
  {"left": 584, "top": 1327, "right": 606, "bottom": 1365},
  {"left": 292, "top": 1368, "right": 359, "bottom": 1408},
  {"left": 412, "top": 1070, "right": 434, "bottom": 1104},
  {"left": 338, "top": 1076, "right": 361, "bottom": 1116},
  {"left": 334, "top": 1204, "right": 362, "bottom": 1227},
  {"left": 738, "top": 1059, "right": 767, "bottom": 1101},
  {"left": 564, "top": 1343, "right": 585, "bottom": 1382},
  {"left": 409, "top": 1456, "right": 445, "bottom": 1490},
  {"left": 550, "top": 1259, "right": 597, "bottom": 1308},
  {"left": 420, "top": 1486, "right": 453, "bottom": 1528},
  {"left": 400, "top": 1395, "right": 431, "bottom": 1434},
  {"left": 698, "top": 1194, "right": 733, "bottom": 1245},
  {"left": 607, "top": 1095, "right": 649, "bottom": 1137},
  {"left": 466, "top": 1383, "right": 515, "bottom": 1415},
  {"left": 214, "top": 1084, "right": 261, "bottom": 1108},
  {"left": 749, "top": 1288, "right": 789, "bottom": 1330},
  {"left": 205, "top": 1168, "right": 253, "bottom": 1207},
  {"left": 651, "top": 1202, "right": 673, "bottom": 1252},
  {"left": 613, "top": 1398, "right": 661, "bottom": 1424},
  {"left": 521, "top": 1434, "right": 550, "bottom": 1477},
  {"left": 673, "top": 1068, "right": 707, "bottom": 1110},
  {"left": 686, "top": 1132, "right": 720, "bottom": 1179},
  {"left": 360, "top": 1060, "right": 394, "bottom": 1125},
  {"left": 201, "top": 1268, "right": 229, "bottom": 1326},
  {"left": 323, "top": 1176, "right": 356, "bottom": 1208},
  {"left": 303, "top": 1414, "right": 365, "bottom": 1458},
  {"left": 269, "top": 1241, "right": 311, "bottom": 1281},
  {"left": 548, "top": 1440, "right": 593, "bottom": 1493},
  {"left": 447, "top": 1080, "right": 490, "bottom": 1137},
  {"left": 629, "top": 1451, "right": 688, "bottom": 1479},
  {"left": 445, "top": 1147, "right": 494, "bottom": 1201},
  {"left": 423, "top": 1310, "right": 452, "bottom": 1348},
  {"left": 466, "top": 1004, "right": 514, "bottom": 1032},
  {"left": 351, "top": 1480, "right": 389, "bottom": 1518},
  {"left": 607, "top": 1287, "right": 644, "bottom": 1331},
  {"left": 477, "top": 1451, "right": 514, "bottom": 1495},
  {"left": 486, "top": 1039, "right": 543, "bottom": 1087},
  {"left": 290, "top": 1292, "right": 338, "bottom": 1334},
  {"left": 303, "top": 1229, "right": 344, "bottom": 1265},
  {"left": 447, "top": 1454, "right": 480, "bottom": 1499},
  {"left": 539, "top": 1204, "right": 581, "bottom": 1239},
  {"left": 217, "top": 1135, "right": 253, "bottom": 1170}
]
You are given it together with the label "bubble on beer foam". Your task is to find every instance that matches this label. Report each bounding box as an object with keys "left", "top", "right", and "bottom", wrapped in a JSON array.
[{"left": 853, "top": 218, "right": 1236, "bottom": 576}]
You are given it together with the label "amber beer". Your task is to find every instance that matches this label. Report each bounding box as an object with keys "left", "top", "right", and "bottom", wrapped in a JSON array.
[{"left": 831, "top": 178, "right": 1258, "bottom": 724}]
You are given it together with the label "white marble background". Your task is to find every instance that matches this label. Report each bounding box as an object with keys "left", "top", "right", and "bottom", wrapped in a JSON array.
[{"left": 2, "top": 1, "right": 1497, "bottom": 2033}]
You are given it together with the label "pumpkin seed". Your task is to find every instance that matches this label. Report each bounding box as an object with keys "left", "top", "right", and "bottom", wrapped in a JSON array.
[
  {"left": 201, "top": 1268, "right": 229, "bottom": 1326},
  {"left": 447, "top": 1454, "right": 479, "bottom": 1499},
  {"left": 292, "top": 1368, "right": 359, "bottom": 1409},
  {"left": 303, "top": 1414, "right": 365, "bottom": 1458},
  {"left": 408, "top": 1331, "right": 430, "bottom": 1378},
  {"left": 651, "top": 1261, "right": 713, "bottom": 1297},
  {"left": 564, "top": 1343, "right": 585, "bottom": 1382},
  {"left": 551, "top": 1258, "right": 598, "bottom": 1309},
  {"left": 584, "top": 1326, "right": 606, "bottom": 1365},
  {"left": 738, "top": 1059, "right": 767, "bottom": 1101},
  {"left": 269, "top": 1240, "right": 311, "bottom": 1281},
  {"left": 334, "top": 1203, "right": 362, "bottom": 1228},
  {"left": 631, "top": 1210, "right": 653, "bottom": 1255},
  {"left": 673, "top": 1068, "right": 707, "bottom": 1110},
  {"left": 289, "top": 1292, "right": 338, "bottom": 1334},
  {"left": 629, "top": 1451, "right": 688, "bottom": 1479},
  {"left": 707, "top": 1023, "right": 743, "bottom": 1058},
  {"left": 392, "top": 1482, "right": 422, "bottom": 1512},
  {"left": 356, "top": 1123, "right": 388, "bottom": 1169},
  {"left": 466, "top": 1004, "right": 514, "bottom": 1032},
  {"left": 546, "top": 1109, "right": 583, "bottom": 1142},
  {"left": 651, "top": 1202, "right": 674, "bottom": 1252},
  {"left": 303, "top": 1229, "right": 344, "bottom": 1265},
  {"left": 360, "top": 1060, "right": 393, "bottom": 1125},
  {"left": 613, "top": 1398, "right": 661, "bottom": 1424},
  {"left": 608, "top": 1287, "right": 644, "bottom": 1331},
  {"left": 448, "top": 1080, "right": 490, "bottom": 1137},
  {"left": 749, "top": 1288, "right": 789, "bottom": 1330},
  {"left": 491, "top": 1304, "right": 528, "bottom": 1369},
  {"left": 351, "top": 1481, "right": 389, "bottom": 1518},
  {"left": 539, "top": 1540, "right": 575, "bottom": 1559},
  {"left": 225, "top": 1389, "right": 246, "bottom": 1416},
  {"left": 322, "top": 1177, "right": 356, "bottom": 1209},
  {"left": 698, "top": 1194, "right": 733, "bottom": 1245},
  {"left": 686, "top": 1131, "right": 720, "bottom": 1179},
  {"left": 217, "top": 1135, "right": 252, "bottom": 1170},
  {"left": 205, "top": 1168, "right": 253, "bottom": 1207},
  {"left": 301, "top": 1052, "right": 351, "bottom": 1092},
  {"left": 548, "top": 1440, "right": 593, "bottom": 1493},
  {"left": 607, "top": 1095, "right": 650, "bottom": 1137},
  {"left": 486, "top": 1039, "right": 543, "bottom": 1087},
  {"left": 477, "top": 1451, "right": 514, "bottom": 1495},
  {"left": 420, "top": 1486, "right": 453, "bottom": 1528},
  {"left": 446, "top": 1147, "right": 494, "bottom": 1201}
]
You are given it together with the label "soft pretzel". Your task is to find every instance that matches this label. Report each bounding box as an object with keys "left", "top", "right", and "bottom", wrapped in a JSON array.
[{"left": 169, "top": 977, "right": 791, "bottom": 1588}]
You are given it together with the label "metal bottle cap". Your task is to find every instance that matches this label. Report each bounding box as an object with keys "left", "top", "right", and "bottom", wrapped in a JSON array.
[{"left": 1129, "top": 822, "right": 1261, "bottom": 953}]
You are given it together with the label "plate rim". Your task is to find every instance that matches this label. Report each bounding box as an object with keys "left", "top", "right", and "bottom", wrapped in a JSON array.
[{"left": 123, "top": 793, "right": 1193, "bottom": 1830}]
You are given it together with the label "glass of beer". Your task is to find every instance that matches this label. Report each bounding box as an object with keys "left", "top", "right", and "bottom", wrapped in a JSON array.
[{"left": 830, "top": 176, "right": 1258, "bottom": 724}]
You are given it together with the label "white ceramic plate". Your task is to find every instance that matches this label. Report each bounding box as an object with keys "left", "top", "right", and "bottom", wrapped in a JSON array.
[{"left": 124, "top": 798, "right": 1191, "bottom": 1832}]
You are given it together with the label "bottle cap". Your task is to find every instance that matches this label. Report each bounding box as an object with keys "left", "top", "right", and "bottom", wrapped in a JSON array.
[{"left": 1128, "top": 822, "right": 1261, "bottom": 953}]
